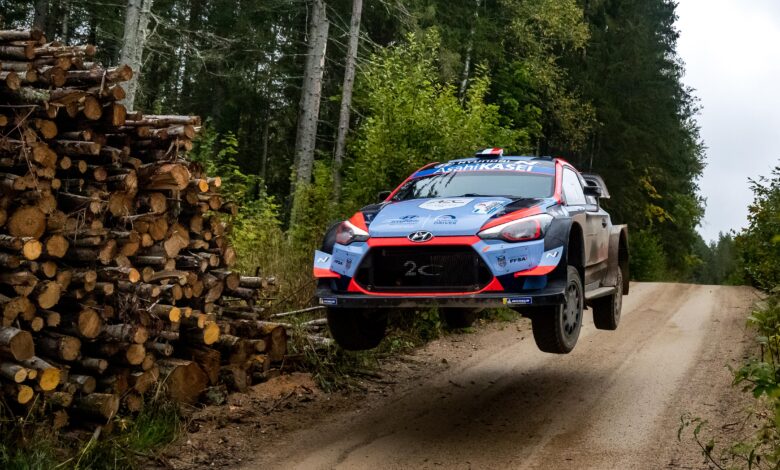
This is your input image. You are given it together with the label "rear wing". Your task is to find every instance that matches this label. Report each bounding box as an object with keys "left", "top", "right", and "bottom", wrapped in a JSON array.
[{"left": 581, "top": 173, "right": 610, "bottom": 199}]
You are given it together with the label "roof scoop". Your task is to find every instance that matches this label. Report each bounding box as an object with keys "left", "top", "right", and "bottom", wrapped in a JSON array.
[{"left": 475, "top": 148, "right": 504, "bottom": 158}]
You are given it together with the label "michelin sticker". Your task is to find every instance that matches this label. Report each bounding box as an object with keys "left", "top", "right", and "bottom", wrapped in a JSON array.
[
  {"left": 419, "top": 198, "right": 473, "bottom": 211},
  {"left": 503, "top": 297, "right": 533, "bottom": 306},
  {"left": 473, "top": 200, "right": 506, "bottom": 215}
]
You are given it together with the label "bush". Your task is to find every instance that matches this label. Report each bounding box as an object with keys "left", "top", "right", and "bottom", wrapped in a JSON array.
[
  {"left": 629, "top": 229, "right": 667, "bottom": 281},
  {"left": 345, "top": 30, "right": 527, "bottom": 208},
  {"left": 736, "top": 166, "right": 780, "bottom": 290}
]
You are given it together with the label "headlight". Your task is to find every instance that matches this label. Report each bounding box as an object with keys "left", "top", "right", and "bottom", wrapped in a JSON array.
[
  {"left": 478, "top": 214, "right": 553, "bottom": 242},
  {"left": 335, "top": 220, "right": 369, "bottom": 245}
]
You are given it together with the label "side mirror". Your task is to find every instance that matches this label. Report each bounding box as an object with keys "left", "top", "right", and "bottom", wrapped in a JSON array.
[
  {"left": 377, "top": 190, "right": 392, "bottom": 202},
  {"left": 583, "top": 185, "right": 602, "bottom": 198}
]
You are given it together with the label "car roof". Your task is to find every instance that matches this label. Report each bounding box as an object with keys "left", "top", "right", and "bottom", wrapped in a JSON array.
[{"left": 443, "top": 155, "right": 555, "bottom": 165}]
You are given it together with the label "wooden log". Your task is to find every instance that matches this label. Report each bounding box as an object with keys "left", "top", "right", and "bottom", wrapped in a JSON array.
[
  {"left": 68, "top": 373, "right": 96, "bottom": 393},
  {"left": 7, "top": 205, "right": 46, "bottom": 238},
  {"left": 33, "top": 280, "right": 61, "bottom": 309},
  {"left": 1, "top": 294, "right": 35, "bottom": 325},
  {"left": 0, "top": 326, "right": 34, "bottom": 361},
  {"left": 60, "top": 307, "right": 102, "bottom": 339},
  {"left": 0, "top": 30, "right": 44, "bottom": 42},
  {"left": 0, "top": 362, "right": 29, "bottom": 383},
  {"left": 74, "top": 356, "right": 108, "bottom": 375},
  {"left": 220, "top": 364, "right": 249, "bottom": 393},
  {"left": 19, "top": 356, "right": 60, "bottom": 391},
  {"left": 4, "top": 383, "right": 34, "bottom": 404},
  {"left": 129, "top": 366, "right": 159, "bottom": 394},
  {"left": 102, "top": 324, "right": 148, "bottom": 344},
  {"left": 38, "top": 333, "right": 81, "bottom": 361},
  {"left": 47, "top": 392, "right": 74, "bottom": 409},
  {"left": 157, "top": 359, "right": 208, "bottom": 404},
  {"left": 73, "top": 393, "right": 120, "bottom": 420}
]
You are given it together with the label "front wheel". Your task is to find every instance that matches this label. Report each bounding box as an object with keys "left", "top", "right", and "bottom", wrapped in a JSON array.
[
  {"left": 592, "top": 268, "right": 623, "bottom": 330},
  {"left": 326, "top": 308, "right": 387, "bottom": 351},
  {"left": 530, "top": 266, "right": 583, "bottom": 354}
]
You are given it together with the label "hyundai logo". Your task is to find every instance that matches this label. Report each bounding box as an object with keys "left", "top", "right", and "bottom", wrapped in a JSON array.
[{"left": 408, "top": 231, "right": 434, "bottom": 243}]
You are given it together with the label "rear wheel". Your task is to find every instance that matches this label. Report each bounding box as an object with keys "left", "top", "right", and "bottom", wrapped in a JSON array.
[
  {"left": 530, "top": 266, "right": 583, "bottom": 354},
  {"left": 592, "top": 268, "right": 623, "bottom": 330},
  {"left": 326, "top": 308, "right": 387, "bottom": 351},
  {"left": 441, "top": 308, "right": 479, "bottom": 329}
]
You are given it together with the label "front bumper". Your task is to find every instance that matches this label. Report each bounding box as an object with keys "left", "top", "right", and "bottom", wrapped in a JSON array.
[{"left": 316, "top": 283, "right": 566, "bottom": 309}]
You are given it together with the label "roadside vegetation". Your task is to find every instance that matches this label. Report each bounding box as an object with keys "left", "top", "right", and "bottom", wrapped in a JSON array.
[{"left": 680, "top": 165, "right": 780, "bottom": 468}]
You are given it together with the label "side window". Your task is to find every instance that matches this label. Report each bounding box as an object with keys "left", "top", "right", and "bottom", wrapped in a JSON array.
[{"left": 562, "top": 169, "right": 587, "bottom": 206}]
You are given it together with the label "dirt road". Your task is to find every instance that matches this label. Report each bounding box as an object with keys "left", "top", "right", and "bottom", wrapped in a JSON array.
[{"left": 236, "top": 283, "right": 755, "bottom": 470}]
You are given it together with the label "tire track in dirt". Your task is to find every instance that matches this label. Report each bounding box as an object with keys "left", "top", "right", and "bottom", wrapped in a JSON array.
[{"left": 240, "top": 283, "right": 755, "bottom": 470}]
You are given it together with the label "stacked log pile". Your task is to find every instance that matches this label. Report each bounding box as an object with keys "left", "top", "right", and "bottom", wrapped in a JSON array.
[{"left": 0, "top": 30, "right": 285, "bottom": 425}]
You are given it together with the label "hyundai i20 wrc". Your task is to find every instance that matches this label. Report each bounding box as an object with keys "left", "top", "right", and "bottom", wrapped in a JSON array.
[{"left": 313, "top": 149, "right": 629, "bottom": 354}]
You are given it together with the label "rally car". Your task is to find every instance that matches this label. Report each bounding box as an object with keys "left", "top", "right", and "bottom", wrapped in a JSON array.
[{"left": 313, "top": 149, "right": 629, "bottom": 354}]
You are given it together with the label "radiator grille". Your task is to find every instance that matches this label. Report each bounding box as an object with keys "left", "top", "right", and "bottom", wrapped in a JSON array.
[{"left": 355, "top": 246, "right": 493, "bottom": 293}]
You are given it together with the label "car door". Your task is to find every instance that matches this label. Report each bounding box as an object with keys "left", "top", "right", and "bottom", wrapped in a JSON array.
[
  {"left": 583, "top": 182, "right": 610, "bottom": 267},
  {"left": 562, "top": 169, "right": 607, "bottom": 270}
]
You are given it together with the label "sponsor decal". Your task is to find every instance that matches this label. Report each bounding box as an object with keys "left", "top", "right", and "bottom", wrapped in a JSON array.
[
  {"left": 319, "top": 297, "right": 338, "bottom": 306},
  {"left": 433, "top": 214, "right": 458, "bottom": 225},
  {"left": 332, "top": 258, "right": 344, "bottom": 266},
  {"left": 316, "top": 255, "right": 330, "bottom": 263},
  {"left": 403, "top": 261, "right": 442, "bottom": 277},
  {"left": 509, "top": 256, "right": 528, "bottom": 264},
  {"left": 387, "top": 215, "right": 420, "bottom": 225},
  {"left": 433, "top": 161, "right": 546, "bottom": 174},
  {"left": 408, "top": 231, "right": 434, "bottom": 243},
  {"left": 545, "top": 250, "right": 561, "bottom": 259},
  {"left": 473, "top": 200, "right": 506, "bottom": 215},
  {"left": 419, "top": 198, "right": 473, "bottom": 211},
  {"left": 497, "top": 255, "right": 507, "bottom": 268},
  {"left": 345, "top": 257, "right": 352, "bottom": 270},
  {"left": 503, "top": 297, "right": 533, "bottom": 306}
]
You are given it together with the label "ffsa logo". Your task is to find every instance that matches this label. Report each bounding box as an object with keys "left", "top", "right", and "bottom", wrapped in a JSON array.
[{"left": 408, "top": 231, "right": 434, "bottom": 243}]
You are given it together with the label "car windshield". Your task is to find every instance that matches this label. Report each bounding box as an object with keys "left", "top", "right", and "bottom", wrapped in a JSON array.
[{"left": 394, "top": 171, "right": 555, "bottom": 200}]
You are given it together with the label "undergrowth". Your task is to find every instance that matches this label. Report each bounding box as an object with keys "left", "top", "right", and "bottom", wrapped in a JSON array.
[
  {"left": 679, "top": 291, "right": 780, "bottom": 469},
  {"left": 0, "top": 399, "right": 181, "bottom": 470}
]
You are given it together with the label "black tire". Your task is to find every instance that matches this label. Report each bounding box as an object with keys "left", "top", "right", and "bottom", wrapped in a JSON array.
[
  {"left": 530, "top": 266, "right": 583, "bottom": 354},
  {"left": 326, "top": 308, "right": 387, "bottom": 351},
  {"left": 441, "top": 308, "right": 478, "bottom": 329},
  {"left": 592, "top": 268, "right": 623, "bottom": 330},
  {"left": 321, "top": 222, "right": 340, "bottom": 253}
]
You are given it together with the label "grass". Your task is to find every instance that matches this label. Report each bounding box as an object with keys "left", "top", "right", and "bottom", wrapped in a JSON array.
[{"left": 0, "top": 399, "right": 181, "bottom": 470}]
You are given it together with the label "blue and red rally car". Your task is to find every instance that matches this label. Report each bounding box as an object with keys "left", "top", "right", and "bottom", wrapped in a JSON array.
[{"left": 313, "top": 149, "right": 629, "bottom": 353}]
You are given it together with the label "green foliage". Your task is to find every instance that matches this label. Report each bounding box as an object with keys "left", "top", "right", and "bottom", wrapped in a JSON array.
[
  {"left": 0, "top": 401, "right": 180, "bottom": 469},
  {"left": 628, "top": 229, "right": 667, "bottom": 281},
  {"left": 73, "top": 402, "right": 181, "bottom": 469},
  {"left": 736, "top": 167, "right": 780, "bottom": 290},
  {"left": 568, "top": 0, "right": 705, "bottom": 279},
  {"left": 690, "top": 233, "right": 744, "bottom": 285},
  {"left": 680, "top": 293, "right": 780, "bottom": 469},
  {"left": 679, "top": 166, "right": 780, "bottom": 468},
  {"left": 345, "top": 31, "right": 526, "bottom": 207}
]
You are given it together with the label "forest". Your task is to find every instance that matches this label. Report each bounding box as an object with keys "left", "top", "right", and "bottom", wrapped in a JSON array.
[{"left": 2, "top": 0, "right": 712, "bottom": 294}]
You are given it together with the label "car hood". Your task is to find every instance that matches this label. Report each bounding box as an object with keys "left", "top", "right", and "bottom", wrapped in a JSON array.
[{"left": 367, "top": 197, "right": 545, "bottom": 237}]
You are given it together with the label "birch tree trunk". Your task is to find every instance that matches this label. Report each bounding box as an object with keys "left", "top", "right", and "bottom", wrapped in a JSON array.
[
  {"left": 332, "top": 0, "right": 363, "bottom": 202},
  {"left": 459, "top": 0, "right": 481, "bottom": 101},
  {"left": 290, "top": 0, "right": 329, "bottom": 224},
  {"left": 119, "top": 0, "right": 155, "bottom": 111}
]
